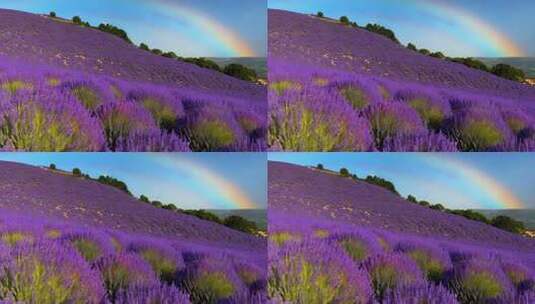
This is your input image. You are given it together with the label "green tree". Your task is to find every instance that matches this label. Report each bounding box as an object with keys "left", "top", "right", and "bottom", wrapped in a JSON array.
[
  {"left": 407, "top": 43, "right": 417, "bottom": 51},
  {"left": 317, "top": 11, "right": 324, "bottom": 18},
  {"left": 365, "top": 23, "right": 399, "bottom": 43},
  {"left": 182, "top": 57, "right": 222, "bottom": 72},
  {"left": 151, "top": 200, "right": 163, "bottom": 208},
  {"left": 430, "top": 52, "right": 445, "bottom": 59},
  {"left": 183, "top": 210, "right": 223, "bottom": 224},
  {"left": 72, "top": 168, "right": 82, "bottom": 176},
  {"left": 339, "top": 168, "right": 350, "bottom": 177},
  {"left": 49, "top": 11, "right": 56, "bottom": 18},
  {"left": 340, "top": 16, "right": 350, "bottom": 25},
  {"left": 49, "top": 163, "right": 57, "bottom": 170},
  {"left": 223, "top": 215, "right": 259, "bottom": 234},
  {"left": 97, "top": 23, "right": 132, "bottom": 43},
  {"left": 316, "top": 163, "right": 324, "bottom": 170},
  {"left": 139, "top": 195, "right": 150, "bottom": 203},
  {"left": 162, "top": 204, "right": 177, "bottom": 211},
  {"left": 139, "top": 43, "right": 150, "bottom": 51},
  {"left": 151, "top": 49, "right": 163, "bottom": 56},
  {"left": 365, "top": 175, "right": 399, "bottom": 195},
  {"left": 72, "top": 16, "right": 82, "bottom": 24},
  {"left": 223, "top": 64, "right": 257, "bottom": 82},
  {"left": 97, "top": 175, "right": 131, "bottom": 195},
  {"left": 162, "top": 51, "right": 178, "bottom": 59},
  {"left": 491, "top": 215, "right": 525, "bottom": 234},
  {"left": 450, "top": 209, "right": 489, "bottom": 224},
  {"left": 418, "top": 200, "right": 430, "bottom": 207},
  {"left": 407, "top": 195, "right": 417, "bottom": 203},
  {"left": 491, "top": 64, "right": 525, "bottom": 82},
  {"left": 430, "top": 203, "right": 445, "bottom": 211},
  {"left": 419, "top": 49, "right": 431, "bottom": 56}
]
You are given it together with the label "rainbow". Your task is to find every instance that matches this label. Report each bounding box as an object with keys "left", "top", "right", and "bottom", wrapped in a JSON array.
[
  {"left": 423, "top": 155, "right": 524, "bottom": 209},
  {"left": 155, "top": 155, "right": 258, "bottom": 209},
  {"left": 147, "top": 0, "right": 256, "bottom": 57},
  {"left": 413, "top": 0, "right": 524, "bottom": 57}
]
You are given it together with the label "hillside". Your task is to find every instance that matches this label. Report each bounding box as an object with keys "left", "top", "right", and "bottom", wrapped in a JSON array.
[
  {"left": 269, "top": 9, "right": 535, "bottom": 102},
  {"left": 0, "top": 161, "right": 264, "bottom": 251},
  {"left": 268, "top": 161, "right": 535, "bottom": 252},
  {"left": 0, "top": 9, "right": 264, "bottom": 101}
]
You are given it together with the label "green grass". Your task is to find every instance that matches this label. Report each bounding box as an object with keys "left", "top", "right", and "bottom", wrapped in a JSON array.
[
  {"left": 140, "top": 249, "right": 176, "bottom": 283},
  {"left": 340, "top": 87, "right": 369, "bottom": 110},
  {"left": 72, "top": 86, "right": 101, "bottom": 110},
  {"left": 72, "top": 239, "right": 101, "bottom": 262}
]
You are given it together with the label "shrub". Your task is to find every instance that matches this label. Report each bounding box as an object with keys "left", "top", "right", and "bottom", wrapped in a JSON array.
[
  {"left": 49, "top": 163, "right": 56, "bottom": 170},
  {"left": 317, "top": 12, "right": 324, "bottom": 18},
  {"left": 72, "top": 16, "right": 82, "bottom": 24},
  {"left": 223, "top": 64, "right": 257, "bottom": 82},
  {"left": 407, "top": 43, "right": 417, "bottom": 51},
  {"left": 72, "top": 168, "right": 82, "bottom": 176},
  {"left": 491, "top": 215, "right": 525, "bottom": 234},
  {"left": 365, "top": 175, "right": 398, "bottom": 195},
  {"left": 339, "top": 167, "right": 350, "bottom": 177},
  {"left": 365, "top": 24, "right": 399, "bottom": 43},
  {"left": 139, "top": 43, "right": 150, "bottom": 51},
  {"left": 98, "top": 23, "right": 132, "bottom": 44},
  {"left": 491, "top": 64, "right": 525, "bottom": 82},
  {"left": 49, "top": 11, "right": 56, "bottom": 18},
  {"left": 97, "top": 175, "right": 131, "bottom": 195},
  {"left": 223, "top": 215, "right": 259, "bottom": 234},
  {"left": 316, "top": 163, "right": 324, "bottom": 170},
  {"left": 339, "top": 16, "right": 350, "bottom": 25}
]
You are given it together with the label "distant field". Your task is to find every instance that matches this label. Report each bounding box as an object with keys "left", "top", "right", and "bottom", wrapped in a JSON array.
[
  {"left": 208, "top": 209, "right": 267, "bottom": 230},
  {"left": 209, "top": 57, "right": 267, "bottom": 78},
  {"left": 476, "top": 209, "right": 535, "bottom": 229},
  {"left": 478, "top": 57, "right": 535, "bottom": 78}
]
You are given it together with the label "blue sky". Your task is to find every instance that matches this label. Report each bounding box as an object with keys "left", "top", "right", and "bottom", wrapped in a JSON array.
[
  {"left": 0, "top": 0, "right": 266, "bottom": 57},
  {"left": 0, "top": 153, "right": 267, "bottom": 210},
  {"left": 269, "top": 0, "right": 535, "bottom": 57},
  {"left": 269, "top": 153, "right": 535, "bottom": 210}
]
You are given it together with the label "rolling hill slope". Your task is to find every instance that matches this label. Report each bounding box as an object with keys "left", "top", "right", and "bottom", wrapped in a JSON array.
[
  {"left": 269, "top": 9, "right": 535, "bottom": 102},
  {"left": 268, "top": 161, "right": 535, "bottom": 252},
  {"left": 0, "top": 9, "right": 263, "bottom": 101},
  {"left": 0, "top": 161, "right": 264, "bottom": 251}
]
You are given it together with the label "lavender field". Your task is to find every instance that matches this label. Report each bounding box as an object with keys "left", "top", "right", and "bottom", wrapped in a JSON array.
[
  {"left": 0, "top": 161, "right": 267, "bottom": 303},
  {"left": 268, "top": 10, "right": 535, "bottom": 152},
  {"left": 0, "top": 9, "right": 266, "bottom": 151},
  {"left": 268, "top": 162, "right": 535, "bottom": 303}
]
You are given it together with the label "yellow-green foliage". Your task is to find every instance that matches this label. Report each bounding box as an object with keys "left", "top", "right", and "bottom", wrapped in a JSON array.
[
  {"left": 270, "top": 81, "right": 301, "bottom": 95},
  {"left": 237, "top": 116, "right": 258, "bottom": 134},
  {"left": 341, "top": 87, "right": 369, "bottom": 110},
  {"left": 72, "top": 239, "right": 101, "bottom": 262},
  {"left": 269, "top": 103, "right": 359, "bottom": 151},
  {"left": 313, "top": 78, "right": 329, "bottom": 87},
  {"left": 47, "top": 78, "right": 61, "bottom": 86},
  {"left": 1, "top": 257, "right": 82, "bottom": 304},
  {"left": 72, "top": 86, "right": 101, "bottom": 110},
  {"left": 313, "top": 229, "right": 329, "bottom": 239},
  {"left": 268, "top": 255, "right": 359, "bottom": 304},
  {"left": 1, "top": 80, "right": 33, "bottom": 94},
  {"left": 191, "top": 120, "right": 235, "bottom": 150},
  {"left": 463, "top": 272, "right": 503, "bottom": 299},
  {"left": 2, "top": 232, "right": 29, "bottom": 246},
  {"left": 270, "top": 231, "right": 301, "bottom": 246},
  {"left": 377, "top": 238, "right": 390, "bottom": 251},
  {"left": 110, "top": 85, "right": 122, "bottom": 99},
  {"left": 142, "top": 98, "right": 176, "bottom": 130},
  {"left": 238, "top": 269, "right": 259, "bottom": 286},
  {"left": 505, "top": 117, "right": 525, "bottom": 135},
  {"left": 45, "top": 229, "right": 62, "bottom": 239},
  {"left": 407, "top": 250, "right": 443, "bottom": 281},
  {"left": 195, "top": 272, "right": 235, "bottom": 301},
  {"left": 409, "top": 98, "right": 443, "bottom": 129},
  {"left": 460, "top": 120, "right": 503, "bottom": 150},
  {"left": 370, "top": 264, "right": 398, "bottom": 299},
  {"left": 140, "top": 249, "right": 176, "bottom": 282},
  {"left": 0, "top": 103, "right": 88, "bottom": 151},
  {"left": 110, "top": 238, "right": 122, "bottom": 252},
  {"left": 378, "top": 86, "right": 390, "bottom": 101},
  {"left": 341, "top": 239, "right": 368, "bottom": 262}
]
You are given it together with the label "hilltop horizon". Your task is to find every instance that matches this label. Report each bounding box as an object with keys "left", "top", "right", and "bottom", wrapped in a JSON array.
[{"left": 0, "top": 1, "right": 266, "bottom": 57}]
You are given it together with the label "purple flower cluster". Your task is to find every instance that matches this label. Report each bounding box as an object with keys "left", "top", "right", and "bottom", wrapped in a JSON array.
[
  {"left": 268, "top": 162, "right": 535, "bottom": 303},
  {"left": 268, "top": 9, "right": 535, "bottom": 152},
  {"left": 268, "top": 60, "right": 535, "bottom": 151},
  {"left": 0, "top": 57, "right": 266, "bottom": 151},
  {"left": 0, "top": 209, "right": 267, "bottom": 304}
]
